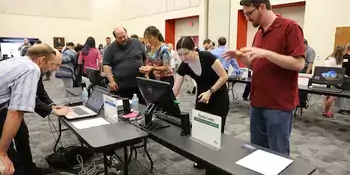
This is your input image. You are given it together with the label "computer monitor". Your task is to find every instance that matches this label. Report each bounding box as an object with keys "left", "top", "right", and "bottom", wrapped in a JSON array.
[
  {"left": 136, "top": 77, "right": 182, "bottom": 130},
  {"left": 312, "top": 66, "right": 346, "bottom": 87}
]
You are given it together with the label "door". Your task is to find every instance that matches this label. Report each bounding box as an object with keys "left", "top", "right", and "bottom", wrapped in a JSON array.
[{"left": 334, "top": 27, "right": 350, "bottom": 48}]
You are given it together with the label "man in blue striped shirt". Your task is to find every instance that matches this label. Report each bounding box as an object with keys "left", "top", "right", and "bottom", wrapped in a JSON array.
[
  {"left": 211, "top": 37, "right": 241, "bottom": 76},
  {"left": 0, "top": 44, "right": 56, "bottom": 175}
]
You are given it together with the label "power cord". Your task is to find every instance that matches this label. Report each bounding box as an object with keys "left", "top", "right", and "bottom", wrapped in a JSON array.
[{"left": 73, "top": 154, "right": 103, "bottom": 175}]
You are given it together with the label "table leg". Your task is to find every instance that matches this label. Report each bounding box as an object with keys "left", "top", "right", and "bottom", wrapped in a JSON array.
[
  {"left": 123, "top": 146, "right": 129, "bottom": 175},
  {"left": 103, "top": 153, "right": 108, "bottom": 175},
  {"left": 143, "top": 139, "right": 153, "bottom": 172},
  {"left": 54, "top": 119, "right": 62, "bottom": 152}
]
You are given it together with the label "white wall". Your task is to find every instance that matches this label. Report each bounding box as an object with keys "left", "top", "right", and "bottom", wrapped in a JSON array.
[
  {"left": 207, "top": 0, "right": 231, "bottom": 47},
  {"left": 229, "top": 0, "right": 306, "bottom": 49},
  {"left": 174, "top": 18, "right": 200, "bottom": 43},
  {"left": 0, "top": 0, "right": 120, "bottom": 47},
  {"left": 119, "top": 0, "right": 207, "bottom": 44},
  {"left": 246, "top": 6, "right": 305, "bottom": 47},
  {"left": 304, "top": 0, "right": 350, "bottom": 66}
]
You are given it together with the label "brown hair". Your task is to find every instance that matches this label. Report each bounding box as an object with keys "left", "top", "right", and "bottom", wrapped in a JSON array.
[
  {"left": 327, "top": 46, "right": 345, "bottom": 65},
  {"left": 26, "top": 44, "right": 55, "bottom": 61},
  {"left": 240, "top": 0, "right": 272, "bottom": 10}
]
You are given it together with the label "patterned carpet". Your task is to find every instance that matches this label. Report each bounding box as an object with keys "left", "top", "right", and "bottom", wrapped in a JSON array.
[{"left": 23, "top": 76, "right": 350, "bottom": 175}]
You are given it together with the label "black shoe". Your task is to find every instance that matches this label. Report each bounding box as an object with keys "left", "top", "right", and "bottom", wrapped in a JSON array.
[
  {"left": 243, "top": 97, "right": 249, "bottom": 101},
  {"left": 32, "top": 166, "right": 54, "bottom": 175},
  {"left": 193, "top": 162, "right": 205, "bottom": 169}
]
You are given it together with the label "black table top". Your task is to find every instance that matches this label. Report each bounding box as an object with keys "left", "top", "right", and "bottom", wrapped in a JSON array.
[
  {"left": 62, "top": 116, "right": 148, "bottom": 153},
  {"left": 145, "top": 121, "right": 315, "bottom": 175},
  {"left": 228, "top": 77, "right": 251, "bottom": 84}
]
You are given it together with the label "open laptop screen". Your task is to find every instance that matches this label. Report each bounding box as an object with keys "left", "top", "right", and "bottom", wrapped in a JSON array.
[
  {"left": 85, "top": 88, "right": 106, "bottom": 113},
  {"left": 312, "top": 66, "right": 346, "bottom": 86}
]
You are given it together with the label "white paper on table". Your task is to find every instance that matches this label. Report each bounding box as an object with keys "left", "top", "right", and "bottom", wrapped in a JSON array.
[
  {"left": 72, "top": 117, "right": 110, "bottom": 129},
  {"left": 235, "top": 149, "right": 293, "bottom": 175}
]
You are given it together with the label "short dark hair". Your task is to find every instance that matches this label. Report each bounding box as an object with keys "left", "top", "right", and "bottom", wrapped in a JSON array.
[
  {"left": 144, "top": 26, "right": 165, "bottom": 42},
  {"left": 203, "top": 39, "right": 211, "bottom": 45},
  {"left": 176, "top": 37, "right": 195, "bottom": 51},
  {"left": 106, "top": 37, "right": 111, "bottom": 39},
  {"left": 67, "top": 42, "right": 74, "bottom": 47},
  {"left": 130, "top": 34, "right": 139, "bottom": 40},
  {"left": 218, "top": 37, "right": 227, "bottom": 46},
  {"left": 35, "top": 40, "right": 42, "bottom": 44},
  {"left": 240, "top": 0, "right": 272, "bottom": 10},
  {"left": 304, "top": 39, "right": 308, "bottom": 45}
]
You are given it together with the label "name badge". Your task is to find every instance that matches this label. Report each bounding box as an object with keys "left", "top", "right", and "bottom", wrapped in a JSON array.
[{"left": 344, "top": 59, "right": 348, "bottom": 63}]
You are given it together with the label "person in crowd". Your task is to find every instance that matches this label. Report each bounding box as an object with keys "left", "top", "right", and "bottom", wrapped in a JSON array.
[
  {"left": 78, "top": 37, "right": 102, "bottom": 76},
  {"left": 0, "top": 44, "right": 69, "bottom": 175},
  {"left": 302, "top": 39, "right": 316, "bottom": 74},
  {"left": 104, "top": 36, "right": 112, "bottom": 50},
  {"left": 130, "top": 34, "right": 139, "bottom": 40},
  {"left": 58, "top": 42, "right": 77, "bottom": 97},
  {"left": 337, "top": 43, "right": 350, "bottom": 114},
  {"left": 200, "top": 39, "right": 212, "bottom": 51},
  {"left": 73, "top": 44, "right": 85, "bottom": 87},
  {"left": 323, "top": 46, "right": 344, "bottom": 118},
  {"left": 34, "top": 40, "right": 42, "bottom": 45},
  {"left": 173, "top": 37, "right": 228, "bottom": 172},
  {"left": 61, "top": 42, "right": 69, "bottom": 53},
  {"left": 223, "top": 0, "right": 305, "bottom": 156},
  {"left": 103, "top": 27, "right": 147, "bottom": 104},
  {"left": 168, "top": 43, "right": 181, "bottom": 73},
  {"left": 98, "top": 44, "right": 104, "bottom": 55},
  {"left": 211, "top": 37, "right": 241, "bottom": 75},
  {"left": 140, "top": 26, "right": 174, "bottom": 86},
  {"left": 18, "top": 38, "right": 31, "bottom": 56}
]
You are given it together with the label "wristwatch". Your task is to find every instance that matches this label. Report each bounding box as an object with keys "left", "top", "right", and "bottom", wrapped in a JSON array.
[{"left": 209, "top": 88, "right": 214, "bottom": 94}]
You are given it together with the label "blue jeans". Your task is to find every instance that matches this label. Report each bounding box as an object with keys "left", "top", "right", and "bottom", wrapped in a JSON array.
[{"left": 250, "top": 106, "right": 294, "bottom": 156}]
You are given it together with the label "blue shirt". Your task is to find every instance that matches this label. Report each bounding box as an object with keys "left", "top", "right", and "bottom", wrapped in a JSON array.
[{"left": 211, "top": 46, "right": 241, "bottom": 75}]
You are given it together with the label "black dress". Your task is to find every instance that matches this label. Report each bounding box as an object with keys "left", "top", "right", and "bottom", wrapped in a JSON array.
[{"left": 177, "top": 51, "right": 229, "bottom": 133}]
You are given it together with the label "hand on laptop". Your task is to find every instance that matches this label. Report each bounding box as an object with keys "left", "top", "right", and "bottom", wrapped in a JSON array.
[{"left": 52, "top": 106, "right": 72, "bottom": 116}]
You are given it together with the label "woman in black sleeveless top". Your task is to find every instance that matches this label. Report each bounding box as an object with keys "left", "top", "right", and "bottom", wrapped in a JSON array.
[{"left": 173, "top": 37, "right": 229, "bottom": 133}]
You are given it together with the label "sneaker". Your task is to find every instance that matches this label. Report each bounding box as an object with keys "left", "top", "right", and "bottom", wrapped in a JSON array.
[{"left": 322, "top": 112, "right": 335, "bottom": 119}]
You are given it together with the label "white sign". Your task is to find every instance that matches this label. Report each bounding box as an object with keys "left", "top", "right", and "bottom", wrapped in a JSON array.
[
  {"left": 103, "top": 94, "right": 118, "bottom": 123},
  {"left": 191, "top": 109, "right": 222, "bottom": 149}
]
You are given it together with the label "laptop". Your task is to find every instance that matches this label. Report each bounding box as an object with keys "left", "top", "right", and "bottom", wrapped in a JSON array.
[
  {"left": 65, "top": 87, "right": 107, "bottom": 120},
  {"left": 309, "top": 66, "right": 346, "bottom": 93}
]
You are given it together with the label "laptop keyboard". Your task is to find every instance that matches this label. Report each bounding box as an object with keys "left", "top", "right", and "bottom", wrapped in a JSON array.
[
  {"left": 73, "top": 107, "right": 89, "bottom": 115},
  {"left": 310, "top": 86, "right": 342, "bottom": 93}
]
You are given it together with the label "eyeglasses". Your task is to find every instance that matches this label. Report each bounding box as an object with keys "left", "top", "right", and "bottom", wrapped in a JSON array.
[{"left": 244, "top": 8, "right": 257, "bottom": 17}]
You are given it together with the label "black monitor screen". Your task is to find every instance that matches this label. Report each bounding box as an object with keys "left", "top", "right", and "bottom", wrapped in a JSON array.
[
  {"left": 312, "top": 66, "right": 346, "bottom": 86},
  {"left": 136, "top": 77, "right": 181, "bottom": 118}
]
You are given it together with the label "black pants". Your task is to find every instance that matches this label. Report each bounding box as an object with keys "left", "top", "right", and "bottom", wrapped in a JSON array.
[
  {"left": 114, "top": 87, "right": 146, "bottom": 105},
  {"left": 242, "top": 83, "right": 251, "bottom": 99},
  {"left": 0, "top": 108, "right": 34, "bottom": 175}
]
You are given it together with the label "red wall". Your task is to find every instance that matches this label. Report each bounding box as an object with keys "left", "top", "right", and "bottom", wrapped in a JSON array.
[{"left": 165, "top": 15, "right": 200, "bottom": 46}]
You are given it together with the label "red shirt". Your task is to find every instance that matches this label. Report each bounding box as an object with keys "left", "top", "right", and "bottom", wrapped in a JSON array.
[{"left": 250, "top": 16, "right": 305, "bottom": 111}]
